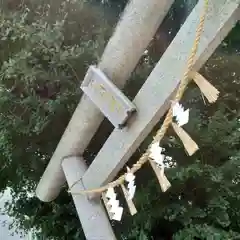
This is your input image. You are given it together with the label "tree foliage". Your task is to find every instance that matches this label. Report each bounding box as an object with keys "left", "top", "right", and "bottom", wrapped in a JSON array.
[
  {"left": 0, "top": 0, "right": 240, "bottom": 240},
  {"left": 0, "top": 1, "right": 106, "bottom": 238}
]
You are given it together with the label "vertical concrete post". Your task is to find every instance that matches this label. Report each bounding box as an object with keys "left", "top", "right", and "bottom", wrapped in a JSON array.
[
  {"left": 62, "top": 156, "right": 116, "bottom": 240},
  {"left": 36, "top": 0, "right": 174, "bottom": 202}
]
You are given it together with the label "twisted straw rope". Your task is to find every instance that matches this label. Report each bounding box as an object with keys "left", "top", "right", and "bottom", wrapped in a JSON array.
[{"left": 69, "top": 0, "right": 209, "bottom": 195}]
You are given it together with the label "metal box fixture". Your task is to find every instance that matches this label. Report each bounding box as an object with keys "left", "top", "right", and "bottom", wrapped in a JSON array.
[{"left": 80, "top": 66, "right": 137, "bottom": 128}]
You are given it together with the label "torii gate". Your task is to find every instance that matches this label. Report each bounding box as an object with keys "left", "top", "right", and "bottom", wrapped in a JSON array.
[{"left": 36, "top": 0, "right": 240, "bottom": 239}]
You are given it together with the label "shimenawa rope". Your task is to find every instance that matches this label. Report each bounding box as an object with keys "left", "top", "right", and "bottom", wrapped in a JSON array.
[{"left": 69, "top": 0, "right": 209, "bottom": 195}]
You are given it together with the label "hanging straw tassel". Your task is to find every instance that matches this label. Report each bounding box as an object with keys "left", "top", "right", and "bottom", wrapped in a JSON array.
[
  {"left": 120, "top": 184, "right": 137, "bottom": 216},
  {"left": 190, "top": 71, "right": 219, "bottom": 103},
  {"left": 102, "top": 193, "right": 113, "bottom": 220},
  {"left": 149, "top": 160, "right": 171, "bottom": 192},
  {"left": 172, "top": 122, "right": 199, "bottom": 156}
]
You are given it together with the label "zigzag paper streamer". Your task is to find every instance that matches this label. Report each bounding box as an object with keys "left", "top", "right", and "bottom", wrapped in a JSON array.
[
  {"left": 105, "top": 187, "right": 123, "bottom": 221},
  {"left": 125, "top": 167, "right": 136, "bottom": 200},
  {"left": 149, "top": 142, "right": 165, "bottom": 167},
  {"left": 172, "top": 102, "right": 189, "bottom": 127},
  {"left": 149, "top": 143, "right": 171, "bottom": 192}
]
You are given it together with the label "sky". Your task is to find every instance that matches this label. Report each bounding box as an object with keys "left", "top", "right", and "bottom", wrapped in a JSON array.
[{"left": 0, "top": 189, "right": 24, "bottom": 239}]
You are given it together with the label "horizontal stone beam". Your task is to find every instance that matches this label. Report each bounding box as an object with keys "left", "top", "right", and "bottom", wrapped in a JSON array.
[
  {"left": 82, "top": 0, "right": 240, "bottom": 191},
  {"left": 36, "top": 0, "right": 174, "bottom": 202}
]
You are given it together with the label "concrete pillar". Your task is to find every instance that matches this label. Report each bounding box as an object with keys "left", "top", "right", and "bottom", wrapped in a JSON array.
[
  {"left": 62, "top": 156, "right": 116, "bottom": 240},
  {"left": 36, "top": 0, "right": 174, "bottom": 202}
]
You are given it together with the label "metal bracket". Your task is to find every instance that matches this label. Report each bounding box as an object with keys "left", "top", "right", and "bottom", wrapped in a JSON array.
[{"left": 81, "top": 66, "right": 136, "bottom": 129}]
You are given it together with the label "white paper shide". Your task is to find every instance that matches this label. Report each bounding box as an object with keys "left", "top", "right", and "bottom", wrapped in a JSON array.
[
  {"left": 172, "top": 102, "right": 189, "bottom": 127},
  {"left": 125, "top": 167, "right": 136, "bottom": 200},
  {"left": 105, "top": 187, "right": 123, "bottom": 221}
]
